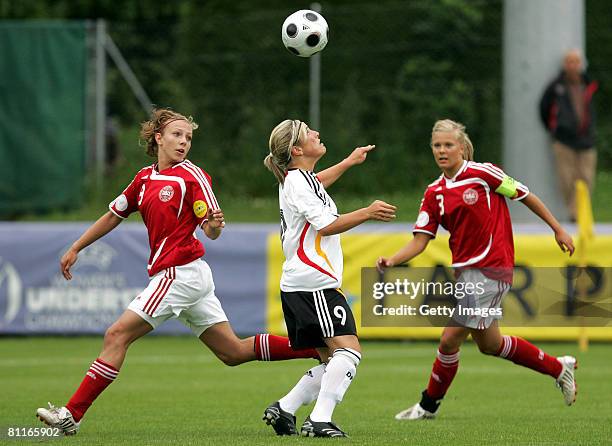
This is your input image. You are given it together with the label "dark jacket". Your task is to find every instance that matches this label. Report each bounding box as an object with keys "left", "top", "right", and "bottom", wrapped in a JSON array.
[{"left": 539, "top": 71, "right": 598, "bottom": 150}]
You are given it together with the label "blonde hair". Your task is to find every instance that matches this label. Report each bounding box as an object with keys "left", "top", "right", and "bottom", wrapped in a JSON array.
[
  {"left": 140, "top": 108, "right": 199, "bottom": 157},
  {"left": 431, "top": 119, "right": 474, "bottom": 161},
  {"left": 264, "top": 119, "right": 307, "bottom": 184}
]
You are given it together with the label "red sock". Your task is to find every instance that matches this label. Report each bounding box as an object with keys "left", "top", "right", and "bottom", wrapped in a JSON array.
[
  {"left": 426, "top": 349, "right": 460, "bottom": 399},
  {"left": 255, "top": 334, "right": 319, "bottom": 361},
  {"left": 496, "top": 335, "right": 562, "bottom": 378},
  {"left": 65, "top": 358, "right": 119, "bottom": 422}
]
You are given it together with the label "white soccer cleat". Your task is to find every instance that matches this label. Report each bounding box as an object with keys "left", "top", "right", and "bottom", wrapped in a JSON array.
[
  {"left": 36, "top": 402, "right": 80, "bottom": 436},
  {"left": 555, "top": 356, "right": 578, "bottom": 406},
  {"left": 395, "top": 403, "right": 436, "bottom": 420}
]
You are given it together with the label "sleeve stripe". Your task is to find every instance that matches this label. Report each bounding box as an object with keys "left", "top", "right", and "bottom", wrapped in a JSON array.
[
  {"left": 181, "top": 162, "right": 219, "bottom": 211},
  {"left": 517, "top": 183, "right": 529, "bottom": 192},
  {"left": 183, "top": 161, "right": 217, "bottom": 207},
  {"left": 470, "top": 164, "right": 505, "bottom": 181},
  {"left": 308, "top": 171, "right": 330, "bottom": 205},
  {"left": 185, "top": 161, "right": 219, "bottom": 210},
  {"left": 472, "top": 164, "right": 530, "bottom": 197},
  {"left": 476, "top": 162, "right": 505, "bottom": 178},
  {"left": 298, "top": 169, "right": 328, "bottom": 205},
  {"left": 299, "top": 170, "right": 318, "bottom": 195},
  {"left": 181, "top": 163, "right": 214, "bottom": 209},
  {"left": 513, "top": 190, "right": 530, "bottom": 201},
  {"left": 470, "top": 164, "right": 504, "bottom": 179},
  {"left": 483, "top": 162, "right": 506, "bottom": 176},
  {"left": 413, "top": 229, "right": 436, "bottom": 237},
  {"left": 108, "top": 205, "right": 126, "bottom": 219}
]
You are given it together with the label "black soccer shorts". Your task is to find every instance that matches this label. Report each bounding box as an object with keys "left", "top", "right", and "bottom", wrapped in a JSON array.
[{"left": 280, "top": 288, "right": 357, "bottom": 349}]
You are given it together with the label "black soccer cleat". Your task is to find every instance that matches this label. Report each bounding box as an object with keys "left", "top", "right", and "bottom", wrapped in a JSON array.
[
  {"left": 300, "top": 416, "right": 348, "bottom": 438},
  {"left": 262, "top": 401, "right": 297, "bottom": 436}
]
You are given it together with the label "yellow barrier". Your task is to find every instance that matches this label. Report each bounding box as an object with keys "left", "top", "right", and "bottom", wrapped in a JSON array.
[
  {"left": 266, "top": 233, "right": 612, "bottom": 340},
  {"left": 575, "top": 179, "right": 595, "bottom": 350}
]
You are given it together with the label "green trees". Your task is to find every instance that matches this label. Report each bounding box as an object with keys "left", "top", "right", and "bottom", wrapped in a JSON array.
[{"left": 2, "top": 0, "right": 608, "bottom": 201}]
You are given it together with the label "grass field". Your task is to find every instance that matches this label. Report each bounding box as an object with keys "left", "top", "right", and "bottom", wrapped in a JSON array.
[{"left": 1, "top": 338, "right": 611, "bottom": 445}]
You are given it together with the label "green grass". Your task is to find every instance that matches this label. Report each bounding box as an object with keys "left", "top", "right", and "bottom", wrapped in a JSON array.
[{"left": 1, "top": 338, "right": 610, "bottom": 445}]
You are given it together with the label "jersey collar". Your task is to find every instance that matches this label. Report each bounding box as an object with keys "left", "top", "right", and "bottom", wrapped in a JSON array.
[
  {"left": 444, "top": 160, "right": 468, "bottom": 182},
  {"left": 154, "top": 160, "right": 187, "bottom": 173}
]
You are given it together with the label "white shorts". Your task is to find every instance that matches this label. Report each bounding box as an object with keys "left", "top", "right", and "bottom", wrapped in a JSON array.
[
  {"left": 451, "top": 269, "right": 510, "bottom": 330},
  {"left": 128, "top": 259, "right": 228, "bottom": 337}
]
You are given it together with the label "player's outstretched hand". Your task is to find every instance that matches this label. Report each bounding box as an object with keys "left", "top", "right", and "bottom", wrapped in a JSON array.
[
  {"left": 376, "top": 256, "right": 394, "bottom": 273},
  {"left": 555, "top": 229, "right": 575, "bottom": 256},
  {"left": 366, "top": 200, "right": 396, "bottom": 222},
  {"left": 346, "top": 145, "right": 375, "bottom": 166},
  {"left": 60, "top": 248, "right": 78, "bottom": 280},
  {"left": 207, "top": 209, "right": 226, "bottom": 229}
]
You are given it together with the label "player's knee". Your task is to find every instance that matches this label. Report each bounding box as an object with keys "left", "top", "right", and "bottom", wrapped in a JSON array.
[
  {"left": 220, "top": 356, "right": 241, "bottom": 366},
  {"left": 104, "top": 324, "right": 130, "bottom": 348},
  {"left": 217, "top": 350, "right": 247, "bottom": 367},
  {"left": 439, "top": 337, "right": 461, "bottom": 354},
  {"left": 477, "top": 343, "right": 499, "bottom": 356},
  {"left": 332, "top": 347, "right": 361, "bottom": 368}
]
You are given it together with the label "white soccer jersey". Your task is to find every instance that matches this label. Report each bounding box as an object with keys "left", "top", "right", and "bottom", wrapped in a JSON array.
[{"left": 279, "top": 169, "right": 342, "bottom": 292}]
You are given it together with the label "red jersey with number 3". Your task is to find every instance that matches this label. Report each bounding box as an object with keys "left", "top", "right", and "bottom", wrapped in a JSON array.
[
  {"left": 109, "top": 160, "right": 219, "bottom": 276},
  {"left": 413, "top": 161, "right": 529, "bottom": 282}
]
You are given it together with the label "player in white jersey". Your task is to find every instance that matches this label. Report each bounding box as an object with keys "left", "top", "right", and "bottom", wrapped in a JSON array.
[{"left": 262, "top": 119, "right": 396, "bottom": 437}]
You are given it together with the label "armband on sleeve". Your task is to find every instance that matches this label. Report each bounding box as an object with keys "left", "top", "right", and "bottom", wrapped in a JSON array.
[{"left": 495, "top": 175, "right": 518, "bottom": 198}]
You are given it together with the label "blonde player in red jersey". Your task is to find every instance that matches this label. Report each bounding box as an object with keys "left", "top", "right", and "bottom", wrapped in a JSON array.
[
  {"left": 377, "top": 119, "right": 578, "bottom": 421},
  {"left": 36, "top": 109, "right": 320, "bottom": 435}
]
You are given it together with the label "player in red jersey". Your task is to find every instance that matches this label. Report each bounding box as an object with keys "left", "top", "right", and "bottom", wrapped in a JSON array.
[
  {"left": 377, "top": 119, "right": 578, "bottom": 420},
  {"left": 36, "top": 109, "right": 319, "bottom": 435}
]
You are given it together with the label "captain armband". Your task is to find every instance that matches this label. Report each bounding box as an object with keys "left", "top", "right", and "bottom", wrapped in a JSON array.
[{"left": 495, "top": 175, "right": 518, "bottom": 198}]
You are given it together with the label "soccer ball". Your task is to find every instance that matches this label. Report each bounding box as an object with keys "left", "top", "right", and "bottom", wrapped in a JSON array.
[{"left": 281, "top": 10, "right": 329, "bottom": 58}]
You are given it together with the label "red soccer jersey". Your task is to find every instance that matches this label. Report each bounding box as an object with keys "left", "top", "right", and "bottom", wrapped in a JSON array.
[
  {"left": 413, "top": 161, "right": 529, "bottom": 282},
  {"left": 109, "top": 160, "right": 220, "bottom": 276}
]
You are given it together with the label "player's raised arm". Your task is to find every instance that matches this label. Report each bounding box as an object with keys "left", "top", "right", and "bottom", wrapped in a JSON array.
[
  {"left": 60, "top": 211, "right": 122, "bottom": 280},
  {"left": 317, "top": 145, "right": 375, "bottom": 188},
  {"left": 520, "top": 193, "right": 575, "bottom": 255}
]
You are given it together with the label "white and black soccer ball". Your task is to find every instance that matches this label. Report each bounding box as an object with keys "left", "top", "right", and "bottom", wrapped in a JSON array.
[{"left": 281, "top": 10, "right": 329, "bottom": 58}]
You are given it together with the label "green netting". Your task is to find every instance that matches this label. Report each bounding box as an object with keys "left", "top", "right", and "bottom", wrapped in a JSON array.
[{"left": 0, "top": 21, "right": 87, "bottom": 217}]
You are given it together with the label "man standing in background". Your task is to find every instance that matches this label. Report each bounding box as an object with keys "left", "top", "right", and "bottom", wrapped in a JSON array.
[{"left": 539, "top": 49, "right": 599, "bottom": 222}]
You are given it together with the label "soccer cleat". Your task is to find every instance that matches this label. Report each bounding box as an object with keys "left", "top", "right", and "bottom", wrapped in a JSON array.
[
  {"left": 262, "top": 401, "right": 297, "bottom": 436},
  {"left": 36, "top": 402, "right": 80, "bottom": 436},
  {"left": 300, "top": 416, "right": 348, "bottom": 438},
  {"left": 556, "top": 355, "right": 578, "bottom": 406},
  {"left": 395, "top": 403, "right": 436, "bottom": 420}
]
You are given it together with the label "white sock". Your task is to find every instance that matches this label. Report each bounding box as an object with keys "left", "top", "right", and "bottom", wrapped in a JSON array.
[
  {"left": 279, "top": 363, "right": 326, "bottom": 414},
  {"left": 309, "top": 348, "right": 361, "bottom": 422}
]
